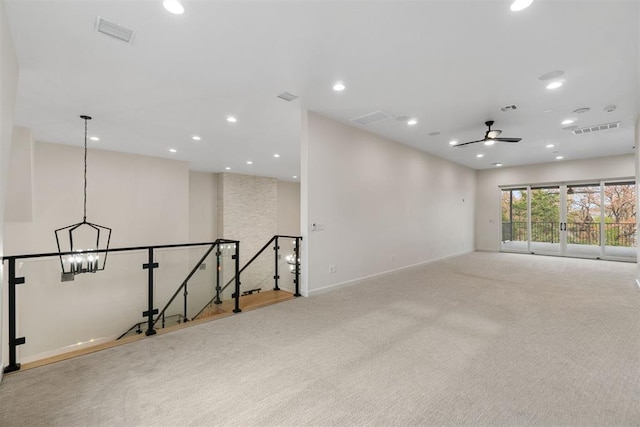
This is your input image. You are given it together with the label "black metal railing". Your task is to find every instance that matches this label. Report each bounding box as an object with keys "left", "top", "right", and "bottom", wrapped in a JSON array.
[
  {"left": 1, "top": 238, "right": 239, "bottom": 373},
  {"left": 193, "top": 235, "right": 302, "bottom": 320},
  {"left": 502, "top": 221, "right": 636, "bottom": 247}
]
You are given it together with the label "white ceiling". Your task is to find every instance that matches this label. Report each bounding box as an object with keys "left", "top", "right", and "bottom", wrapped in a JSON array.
[{"left": 5, "top": 0, "right": 639, "bottom": 181}]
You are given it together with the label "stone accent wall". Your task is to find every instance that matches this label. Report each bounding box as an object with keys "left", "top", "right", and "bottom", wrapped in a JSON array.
[{"left": 218, "top": 173, "right": 278, "bottom": 291}]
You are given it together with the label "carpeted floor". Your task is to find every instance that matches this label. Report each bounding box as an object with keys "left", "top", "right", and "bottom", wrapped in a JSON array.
[{"left": 1, "top": 252, "right": 639, "bottom": 426}]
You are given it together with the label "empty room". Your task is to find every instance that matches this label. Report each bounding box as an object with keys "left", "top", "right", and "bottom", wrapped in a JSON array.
[{"left": 0, "top": 0, "right": 638, "bottom": 425}]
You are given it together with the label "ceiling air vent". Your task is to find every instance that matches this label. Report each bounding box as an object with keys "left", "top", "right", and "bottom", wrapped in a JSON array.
[
  {"left": 499, "top": 104, "right": 518, "bottom": 112},
  {"left": 277, "top": 92, "right": 298, "bottom": 102},
  {"left": 95, "top": 17, "right": 134, "bottom": 44},
  {"left": 350, "top": 110, "right": 392, "bottom": 126},
  {"left": 572, "top": 122, "right": 620, "bottom": 135}
]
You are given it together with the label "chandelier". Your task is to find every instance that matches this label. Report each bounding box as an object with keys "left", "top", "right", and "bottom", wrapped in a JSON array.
[{"left": 55, "top": 115, "right": 111, "bottom": 275}]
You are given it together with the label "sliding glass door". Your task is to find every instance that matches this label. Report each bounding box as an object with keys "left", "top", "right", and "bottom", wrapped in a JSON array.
[
  {"left": 500, "top": 180, "right": 636, "bottom": 261},
  {"left": 603, "top": 181, "right": 636, "bottom": 260},
  {"left": 565, "top": 184, "right": 601, "bottom": 258},
  {"left": 530, "top": 186, "right": 561, "bottom": 255},
  {"left": 501, "top": 188, "right": 528, "bottom": 252}
]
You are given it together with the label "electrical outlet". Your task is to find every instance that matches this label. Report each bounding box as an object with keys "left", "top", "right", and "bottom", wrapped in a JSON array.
[
  {"left": 329, "top": 264, "right": 336, "bottom": 274},
  {"left": 391, "top": 254, "right": 396, "bottom": 262}
]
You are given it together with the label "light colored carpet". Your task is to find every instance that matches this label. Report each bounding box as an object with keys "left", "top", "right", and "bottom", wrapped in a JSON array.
[{"left": 1, "top": 252, "right": 639, "bottom": 426}]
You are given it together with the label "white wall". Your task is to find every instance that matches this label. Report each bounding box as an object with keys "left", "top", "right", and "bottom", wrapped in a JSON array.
[
  {"left": 475, "top": 154, "right": 635, "bottom": 251},
  {"left": 4, "top": 127, "right": 33, "bottom": 222},
  {"left": 5, "top": 142, "right": 190, "bottom": 254},
  {"left": 303, "top": 112, "right": 476, "bottom": 295},
  {"left": 0, "top": 0, "right": 19, "bottom": 379},
  {"left": 277, "top": 180, "right": 300, "bottom": 235},
  {"left": 188, "top": 171, "right": 217, "bottom": 242}
]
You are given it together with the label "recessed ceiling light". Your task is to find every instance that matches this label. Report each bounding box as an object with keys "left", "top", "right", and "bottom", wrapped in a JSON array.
[
  {"left": 225, "top": 167, "right": 231, "bottom": 170},
  {"left": 511, "top": 0, "right": 533, "bottom": 12},
  {"left": 546, "top": 144, "right": 555, "bottom": 148},
  {"left": 556, "top": 156, "right": 564, "bottom": 160},
  {"left": 428, "top": 131, "right": 441, "bottom": 136},
  {"left": 573, "top": 107, "right": 590, "bottom": 114},
  {"left": 169, "top": 148, "right": 177, "bottom": 153},
  {"left": 543, "top": 109, "right": 554, "bottom": 113},
  {"left": 226, "top": 116, "right": 237, "bottom": 123},
  {"left": 293, "top": 176, "right": 298, "bottom": 179},
  {"left": 163, "top": 0, "right": 184, "bottom": 15},
  {"left": 476, "top": 154, "right": 484, "bottom": 158},
  {"left": 407, "top": 119, "right": 418, "bottom": 126},
  {"left": 494, "top": 163, "right": 503, "bottom": 167},
  {"left": 546, "top": 81, "right": 563, "bottom": 90},
  {"left": 273, "top": 154, "right": 280, "bottom": 158},
  {"left": 332, "top": 82, "right": 346, "bottom": 92},
  {"left": 192, "top": 135, "right": 201, "bottom": 141},
  {"left": 89, "top": 136, "right": 100, "bottom": 141},
  {"left": 246, "top": 161, "right": 253, "bottom": 165},
  {"left": 561, "top": 119, "right": 574, "bottom": 125},
  {"left": 484, "top": 140, "right": 496, "bottom": 146},
  {"left": 449, "top": 140, "right": 458, "bottom": 146}
]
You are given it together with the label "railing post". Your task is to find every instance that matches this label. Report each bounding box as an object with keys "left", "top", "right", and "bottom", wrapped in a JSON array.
[
  {"left": 294, "top": 237, "right": 301, "bottom": 297},
  {"left": 273, "top": 236, "right": 280, "bottom": 291},
  {"left": 4, "top": 258, "right": 26, "bottom": 373},
  {"left": 142, "top": 248, "right": 159, "bottom": 336},
  {"left": 214, "top": 243, "right": 222, "bottom": 304},
  {"left": 183, "top": 282, "right": 189, "bottom": 322},
  {"left": 233, "top": 242, "right": 242, "bottom": 313}
]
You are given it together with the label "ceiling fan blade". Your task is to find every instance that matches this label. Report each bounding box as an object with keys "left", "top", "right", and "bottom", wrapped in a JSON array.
[
  {"left": 453, "top": 139, "right": 486, "bottom": 147},
  {"left": 494, "top": 137, "right": 522, "bottom": 143}
]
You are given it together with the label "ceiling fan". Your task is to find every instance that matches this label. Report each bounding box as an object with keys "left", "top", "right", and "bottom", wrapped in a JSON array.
[{"left": 453, "top": 120, "right": 522, "bottom": 147}]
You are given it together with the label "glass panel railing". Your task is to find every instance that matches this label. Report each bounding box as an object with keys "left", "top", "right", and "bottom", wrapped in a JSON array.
[
  {"left": 277, "top": 237, "right": 300, "bottom": 294},
  {"left": 229, "top": 236, "right": 301, "bottom": 311},
  {"left": 2, "top": 237, "right": 302, "bottom": 371},
  {"left": 11, "top": 250, "right": 147, "bottom": 364},
  {"left": 189, "top": 241, "right": 238, "bottom": 321}
]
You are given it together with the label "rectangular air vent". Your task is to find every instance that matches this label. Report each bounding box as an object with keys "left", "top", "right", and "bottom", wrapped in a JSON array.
[
  {"left": 572, "top": 122, "right": 620, "bottom": 135},
  {"left": 95, "top": 16, "right": 134, "bottom": 44},
  {"left": 500, "top": 104, "right": 518, "bottom": 112},
  {"left": 277, "top": 92, "right": 299, "bottom": 102},
  {"left": 350, "top": 110, "right": 392, "bottom": 126}
]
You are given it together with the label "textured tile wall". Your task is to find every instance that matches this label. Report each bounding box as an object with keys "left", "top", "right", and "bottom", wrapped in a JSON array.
[{"left": 218, "top": 173, "right": 278, "bottom": 292}]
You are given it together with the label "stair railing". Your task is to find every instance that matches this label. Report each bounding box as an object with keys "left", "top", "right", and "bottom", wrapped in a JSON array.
[
  {"left": 193, "top": 235, "right": 302, "bottom": 319},
  {"left": 1, "top": 238, "right": 239, "bottom": 373}
]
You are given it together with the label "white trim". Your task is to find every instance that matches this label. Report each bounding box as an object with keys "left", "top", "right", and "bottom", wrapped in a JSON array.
[
  {"left": 308, "top": 249, "right": 474, "bottom": 296},
  {"left": 636, "top": 278, "right": 640, "bottom": 291}
]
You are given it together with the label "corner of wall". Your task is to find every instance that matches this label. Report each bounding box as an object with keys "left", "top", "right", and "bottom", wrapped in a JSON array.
[{"left": 0, "top": 0, "right": 20, "bottom": 381}]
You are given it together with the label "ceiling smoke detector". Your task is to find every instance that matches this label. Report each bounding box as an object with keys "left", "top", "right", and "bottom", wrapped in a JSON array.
[
  {"left": 499, "top": 104, "right": 518, "bottom": 112},
  {"left": 572, "top": 122, "right": 620, "bottom": 135},
  {"left": 604, "top": 105, "right": 617, "bottom": 113},
  {"left": 95, "top": 17, "right": 134, "bottom": 44}
]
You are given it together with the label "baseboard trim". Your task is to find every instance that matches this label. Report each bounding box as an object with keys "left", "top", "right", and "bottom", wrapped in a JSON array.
[{"left": 308, "top": 249, "right": 474, "bottom": 296}]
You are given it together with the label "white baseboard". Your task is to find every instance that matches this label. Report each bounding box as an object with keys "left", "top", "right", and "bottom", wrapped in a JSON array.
[{"left": 308, "top": 249, "right": 474, "bottom": 296}]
